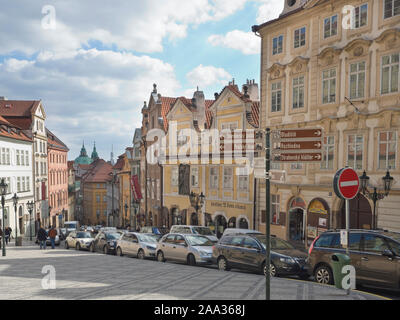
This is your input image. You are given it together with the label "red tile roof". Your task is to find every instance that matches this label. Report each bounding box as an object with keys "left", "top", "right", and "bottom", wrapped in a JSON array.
[
  {"left": 46, "top": 128, "right": 69, "bottom": 152},
  {"left": 113, "top": 155, "right": 125, "bottom": 170},
  {"left": 161, "top": 97, "right": 178, "bottom": 131},
  {"left": 0, "top": 100, "right": 41, "bottom": 117},
  {"left": 0, "top": 117, "right": 32, "bottom": 142},
  {"left": 83, "top": 159, "right": 113, "bottom": 183}
]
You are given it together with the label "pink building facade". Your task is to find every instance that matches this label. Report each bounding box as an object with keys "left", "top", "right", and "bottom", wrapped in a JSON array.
[{"left": 47, "top": 129, "right": 69, "bottom": 227}]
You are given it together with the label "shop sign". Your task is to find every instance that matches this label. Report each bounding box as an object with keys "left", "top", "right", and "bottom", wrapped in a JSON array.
[
  {"left": 309, "top": 200, "right": 328, "bottom": 215},
  {"left": 210, "top": 202, "right": 246, "bottom": 210}
]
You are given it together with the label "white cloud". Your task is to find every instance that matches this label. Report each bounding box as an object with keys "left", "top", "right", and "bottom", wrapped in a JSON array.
[
  {"left": 208, "top": 30, "right": 260, "bottom": 55},
  {"left": 255, "top": 0, "right": 284, "bottom": 25},
  {"left": 0, "top": 49, "right": 181, "bottom": 159},
  {"left": 186, "top": 64, "right": 232, "bottom": 88},
  {"left": 0, "top": 0, "right": 250, "bottom": 55}
]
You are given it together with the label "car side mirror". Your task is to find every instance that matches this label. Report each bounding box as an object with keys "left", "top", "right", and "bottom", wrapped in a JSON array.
[{"left": 382, "top": 249, "right": 394, "bottom": 258}]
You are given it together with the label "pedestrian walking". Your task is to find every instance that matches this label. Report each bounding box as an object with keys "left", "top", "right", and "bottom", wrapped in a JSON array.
[
  {"left": 37, "top": 226, "right": 48, "bottom": 250},
  {"left": 5, "top": 227, "right": 11, "bottom": 245},
  {"left": 48, "top": 226, "right": 57, "bottom": 249}
]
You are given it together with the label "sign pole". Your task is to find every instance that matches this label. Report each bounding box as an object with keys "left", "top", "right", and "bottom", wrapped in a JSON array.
[
  {"left": 265, "top": 128, "right": 271, "bottom": 301},
  {"left": 346, "top": 199, "right": 350, "bottom": 295}
]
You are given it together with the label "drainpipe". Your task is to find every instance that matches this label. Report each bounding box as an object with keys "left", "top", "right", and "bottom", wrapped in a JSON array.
[{"left": 253, "top": 176, "right": 257, "bottom": 230}]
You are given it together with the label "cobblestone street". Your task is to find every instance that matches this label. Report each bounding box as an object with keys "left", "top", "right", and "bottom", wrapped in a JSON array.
[{"left": 0, "top": 244, "right": 387, "bottom": 300}]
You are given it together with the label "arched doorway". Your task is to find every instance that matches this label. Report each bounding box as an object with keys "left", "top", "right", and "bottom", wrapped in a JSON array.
[
  {"left": 288, "top": 197, "right": 306, "bottom": 243},
  {"left": 340, "top": 193, "right": 372, "bottom": 229},
  {"left": 214, "top": 215, "right": 227, "bottom": 239},
  {"left": 238, "top": 217, "right": 249, "bottom": 229},
  {"left": 307, "top": 199, "right": 330, "bottom": 245},
  {"left": 190, "top": 212, "right": 199, "bottom": 226},
  {"left": 228, "top": 217, "right": 236, "bottom": 228},
  {"left": 204, "top": 213, "right": 213, "bottom": 227},
  {"left": 172, "top": 208, "right": 182, "bottom": 226}
]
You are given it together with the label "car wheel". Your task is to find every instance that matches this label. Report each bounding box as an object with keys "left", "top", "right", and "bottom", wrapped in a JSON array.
[
  {"left": 315, "top": 265, "right": 333, "bottom": 285},
  {"left": 103, "top": 246, "right": 108, "bottom": 255},
  {"left": 65, "top": 241, "right": 69, "bottom": 250},
  {"left": 157, "top": 251, "right": 165, "bottom": 262},
  {"left": 76, "top": 243, "right": 81, "bottom": 251},
  {"left": 217, "top": 256, "right": 230, "bottom": 271},
  {"left": 90, "top": 243, "right": 95, "bottom": 253},
  {"left": 269, "top": 263, "right": 277, "bottom": 277},
  {"left": 117, "top": 247, "right": 123, "bottom": 257},
  {"left": 137, "top": 249, "right": 145, "bottom": 260},
  {"left": 187, "top": 254, "right": 196, "bottom": 266}
]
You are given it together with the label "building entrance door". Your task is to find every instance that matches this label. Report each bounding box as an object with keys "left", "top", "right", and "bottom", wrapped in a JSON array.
[
  {"left": 289, "top": 209, "right": 305, "bottom": 243},
  {"left": 340, "top": 193, "right": 372, "bottom": 229}
]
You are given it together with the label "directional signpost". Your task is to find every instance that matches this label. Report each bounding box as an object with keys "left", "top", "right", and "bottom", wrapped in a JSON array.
[
  {"left": 271, "top": 128, "right": 323, "bottom": 163},
  {"left": 333, "top": 167, "right": 360, "bottom": 295}
]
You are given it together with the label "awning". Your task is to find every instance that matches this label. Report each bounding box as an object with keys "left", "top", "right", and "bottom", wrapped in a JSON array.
[{"left": 131, "top": 175, "right": 143, "bottom": 201}]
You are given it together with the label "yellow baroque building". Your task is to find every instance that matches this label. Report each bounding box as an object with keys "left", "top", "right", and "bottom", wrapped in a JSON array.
[{"left": 161, "top": 82, "right": 260, "bottom": 237}]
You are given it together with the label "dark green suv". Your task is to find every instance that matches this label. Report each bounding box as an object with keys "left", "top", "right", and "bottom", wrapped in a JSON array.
[{"left": 309, "top": 229, "right": 400, "bottom": 289}]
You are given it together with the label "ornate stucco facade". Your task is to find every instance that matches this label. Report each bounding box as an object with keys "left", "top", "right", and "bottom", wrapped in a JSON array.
[{"left": 253, "top": 0, "right": 400, "bottom": 244}]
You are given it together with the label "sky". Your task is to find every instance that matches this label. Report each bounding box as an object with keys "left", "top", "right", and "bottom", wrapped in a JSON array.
[{"left": 0, "top": 0, "right": 284, "bottom": 161}]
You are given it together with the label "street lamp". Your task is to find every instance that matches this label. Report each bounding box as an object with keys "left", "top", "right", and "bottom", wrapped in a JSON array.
[
  {"left": 124, "top": 203, "right": 128, "bottom": 229},
  {"left": 48, "top": 206, "right": 52, "bottom": 228},
  {"left": 0, "top": 179, "right": 8, "bottom": 256},
  {"left": 27, "top": 201, "right": 34, "bottom": 241},
  {"left": 12, "top": 193, "right": 18, "bottom": 246},
  {"left": 359, "top": 170, "right": 394, "bottom": 230},
  {"left": 189, "top": 191, "right": 205, "bottom": 226}
]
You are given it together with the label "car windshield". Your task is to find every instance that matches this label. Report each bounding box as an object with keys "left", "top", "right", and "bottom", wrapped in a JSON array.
[
  {"left": 185, "top": 235, "right": 213, "bottom": 246},
  {"left": 192, "top": 227, "right": 213, "bottom": 236},
  {"left": 106, "top": 233, "right": 120, "bottom": 240},
  {"left": 255, "top": 235, "right": 295, "bottom": 250},
  {"left": 137, "top": 234, "right": 158, "bottom": 243},
  {"left": 77, "top": 232, "right": 93, "bottom": 239}
]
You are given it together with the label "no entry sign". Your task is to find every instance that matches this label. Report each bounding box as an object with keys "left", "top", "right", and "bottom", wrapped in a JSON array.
[{"left": 333, "top": 168, "right": 360, "bottom": 200}]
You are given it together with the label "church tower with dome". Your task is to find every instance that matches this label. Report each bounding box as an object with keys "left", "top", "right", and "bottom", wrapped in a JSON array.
[{"left": 74, "top": 142, "right": 93, "bottom": 165}]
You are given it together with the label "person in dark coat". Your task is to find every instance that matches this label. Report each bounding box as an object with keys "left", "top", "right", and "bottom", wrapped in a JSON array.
[
  {"left": 37, "top": 226, "right": 48, "bottom": 250},
  {"left": 5, "top": 227, "right": 11, "bottom": 245}
]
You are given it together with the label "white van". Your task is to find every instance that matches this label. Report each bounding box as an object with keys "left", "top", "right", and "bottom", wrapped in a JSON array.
[
  {"left": 64, "top": 221, "right": 79, "bottom": 235},
  {"left": 169, "top": 225, "right": 218, "bottom": 243}
]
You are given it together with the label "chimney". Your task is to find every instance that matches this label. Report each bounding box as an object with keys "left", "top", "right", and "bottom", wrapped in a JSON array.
[
  {"left": 244, "top": 79, "right": 259, "bottom": 101},
  {"left": 214, "top": 92, "right": 219, "bottom": 100},
  {"left": 192, "top": 88, "right": 206, "bottom": 129}
]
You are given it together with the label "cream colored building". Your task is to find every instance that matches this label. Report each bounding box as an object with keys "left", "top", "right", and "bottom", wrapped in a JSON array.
[{"left": 253, "top": 0, "right": 400, "bottom": 244}]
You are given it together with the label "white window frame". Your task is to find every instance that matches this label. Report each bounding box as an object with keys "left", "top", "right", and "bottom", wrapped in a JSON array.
[
  {"left": 294, "top": 27, "right": 306, "bottom": 48},
  {"left": 349, "top": 61, "right": 366, "bottom": 99},
  {"left": 272, "top": 35, "right": 283, "bottom": 55},
  {"left": 292, "top": 76, "right": 305, "bottom": 109},
  {"left": 238, "top": 175, "right": 249, "bottom": 192},
  {"left": 322, "top": 68, "right": 337, "bottom": 104},
  {"left": 321, "top": 136, "right": 335, "bottom": 170},
  {"left": 271, "top": 81, "right": 282, "bottom": 112},
  {"left": 378, "top": 131, "right": 397, "bottom": 170},
  {"left": 347, "top": 134, "right": 364, "bottom": 170},
  {"left": 381, "top": 53, "right": 399, "bottom": 95},
  {"left": 191, "top": 167, "right": 199, "bottom": 188},
  {"left": 223, "top": 167, "right": 233, "bottom": 190},
  {"left": 171, "top": 167, "right": 179, "bottom": 187},
  {"left": 323, "top": 14, "right": 338, "bottom": 39},
  {"left": 353, "top": 3, "right": 368, "bottom": 29},
  {"left": 209, "top": 167, "right": 219, "bottom": 190},
  {"left": 384, "top": 0, "right": 400, "bottom": 19}
]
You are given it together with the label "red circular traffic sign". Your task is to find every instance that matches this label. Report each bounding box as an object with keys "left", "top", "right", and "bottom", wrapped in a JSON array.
[{"left": 333, "top": 168, "right": 360, "bottom": 200}]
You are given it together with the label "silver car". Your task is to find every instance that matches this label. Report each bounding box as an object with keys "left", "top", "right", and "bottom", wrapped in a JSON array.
[
  {"left": 169, "top": 225, "right": 218, "bottom": 243},
  {"left": 116, "top": 232, "right": 158, "bottom": 259},
  {"left": 65, "top": 231, "right": 94, "bottom": 250},
  {"left": 156, "top": 233, "right": 214, "bottom": 266}
]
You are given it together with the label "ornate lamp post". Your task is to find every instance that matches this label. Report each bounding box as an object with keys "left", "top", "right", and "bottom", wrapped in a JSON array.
[
  {"left": 124, "top": 203, "right": 128, "bottom": 229},
  {"left": 12, "top": 193, "right": 18, "bottom": 245},
  {"left": 189, "top": 191, "right": 205, "bottom": 226},
  {"left": 27, "top": 201, "right": 34, "bottom": 241},
  {"left": 359, "top": 170, "right": 394, "bottom": 230},
  {"left": 0, "top": 179, "right": 8, "bottom": 256}
]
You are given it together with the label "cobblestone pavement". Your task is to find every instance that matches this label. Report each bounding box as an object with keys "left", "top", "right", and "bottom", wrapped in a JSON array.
[{"left": 0, "top": 243, "right": 388, "bottom": 300}]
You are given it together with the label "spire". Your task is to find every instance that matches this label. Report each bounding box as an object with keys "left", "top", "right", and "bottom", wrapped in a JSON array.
[
  {"left": 110, "top": 144, "right": 115, "bottom": 166},
  {"left": 91, "top": 141, "right": 99, "bottom": 161}
]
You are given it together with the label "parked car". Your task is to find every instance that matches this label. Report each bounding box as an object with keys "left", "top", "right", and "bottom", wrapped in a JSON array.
[
  {"left": 221, "top": 228, "right": 263, "bottom": 237},
  {"left": 64, "top": 221, "right": 79, "bottom": 234},
  {"left": 140, "top": 226, "right": 169, "bottom": 236},
  {"left": 213, "top": 233, "right": 310, "bottom": 279},
  {"left": 116, "top": 233, "right": 158, "bottom": 259},
  {"left": 170, "top": 225, "right": 218, "bottom": 243},
  {"left": 309, "top": 229, "right": 400, "bottom": 289},
  {"left": 89, "top": 231, "right": 122, "bottom": 255},
  {"left": 156, "top": 233, "right": 214, "bottom": 266},
  {"left": 65, "top": 231, "right": 94, "bottom": 251}
]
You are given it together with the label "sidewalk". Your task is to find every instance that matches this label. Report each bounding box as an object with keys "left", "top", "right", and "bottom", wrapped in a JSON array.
[{"left": 0, "top": 243, "right": 389, "bottom": 300}]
